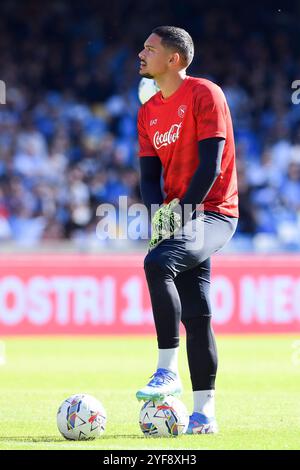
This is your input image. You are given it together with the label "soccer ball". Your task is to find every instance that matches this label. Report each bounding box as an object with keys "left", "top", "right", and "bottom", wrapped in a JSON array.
[
  {"left": 138, "top": 78, "right": 160, "bottom": 104},
  {"left": 57, "top": 394, "right": 107, "bottom": 440},
  {"left": 139, "top": 396, "right": 189, "bottom": 437}
]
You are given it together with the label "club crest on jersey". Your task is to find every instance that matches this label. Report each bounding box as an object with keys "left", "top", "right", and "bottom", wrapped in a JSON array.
[
  {"left": 178, "top": 105, "right": 187, "bottom": 118},
  {"left": 153, "top": 123, "right": 182, "bottom": 150}
]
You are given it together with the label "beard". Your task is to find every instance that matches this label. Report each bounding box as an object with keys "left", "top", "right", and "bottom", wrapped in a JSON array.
[{"left": 140, "top": 71, "right": 154, "bottom": 79}]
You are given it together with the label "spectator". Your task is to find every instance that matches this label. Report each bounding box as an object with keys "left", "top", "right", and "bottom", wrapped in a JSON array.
[{"left": 0, "top": 0, "right": 299, "bottom": 251}]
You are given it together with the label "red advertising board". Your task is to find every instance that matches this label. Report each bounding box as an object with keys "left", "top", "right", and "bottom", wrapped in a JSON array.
[{"left": 0, "top": 254, "right": 299, "bottom": 335}]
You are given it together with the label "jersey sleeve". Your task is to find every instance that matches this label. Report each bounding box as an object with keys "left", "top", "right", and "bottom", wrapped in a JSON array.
[
  {"left": 193, "top": 84, "right": 227, "bottom": 141},
  {"left": 137, "top": 106, "right": 158, "bottom": 157}
]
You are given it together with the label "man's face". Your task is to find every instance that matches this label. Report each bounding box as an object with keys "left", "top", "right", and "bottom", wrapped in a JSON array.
[{"left": 138, "top": 33, "right": 171, "bottom": 79}]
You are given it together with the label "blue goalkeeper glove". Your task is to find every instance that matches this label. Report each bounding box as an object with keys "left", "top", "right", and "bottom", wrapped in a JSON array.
[{"left": 149, "top": 198, "right": 181, "bottom": 251}]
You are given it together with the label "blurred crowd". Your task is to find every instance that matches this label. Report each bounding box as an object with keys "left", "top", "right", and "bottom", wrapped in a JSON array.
[{"left": 0, "top": 0, "right": 300, "bottom": 251}]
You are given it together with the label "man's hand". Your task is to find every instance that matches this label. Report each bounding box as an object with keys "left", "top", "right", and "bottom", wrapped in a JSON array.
[{"left": 149, "top": 198, "right": 181, "bottom": 251}]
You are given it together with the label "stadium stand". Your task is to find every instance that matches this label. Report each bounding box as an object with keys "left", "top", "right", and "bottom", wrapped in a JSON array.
[{"left": 0, "top": 0, "right": 300, "bottom": 251}]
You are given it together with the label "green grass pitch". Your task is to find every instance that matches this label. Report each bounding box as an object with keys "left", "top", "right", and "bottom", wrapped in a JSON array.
[{"left": 0, "top": 335, "right": 299, "bottom": 450}]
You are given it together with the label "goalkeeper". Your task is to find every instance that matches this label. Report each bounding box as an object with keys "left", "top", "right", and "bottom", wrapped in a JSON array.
[{"left": 136, "top": 26, "right": 239, "bottom": 435}]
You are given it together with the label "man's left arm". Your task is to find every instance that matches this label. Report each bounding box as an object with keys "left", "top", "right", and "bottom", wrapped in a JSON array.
[
  {"left": 148, "top": 83, "right": 227, "bottom": 249},
  {"left": 180, "top": 83, "right": 228, "bottom": 217},
  {"left": 180, "top": 136, "right": 225, "bottom": 220},
  {"left": 149, "top": 137, "right": 225, "bottom": 250}
]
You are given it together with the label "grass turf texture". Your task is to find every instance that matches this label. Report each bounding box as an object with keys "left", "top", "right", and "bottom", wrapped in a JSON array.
[{"left": 0, "top": 335, "right": 299, "bottom": 450}]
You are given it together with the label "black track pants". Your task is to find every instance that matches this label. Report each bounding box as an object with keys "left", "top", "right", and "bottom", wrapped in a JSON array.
[{"left": 144, "top": 210, "right": 238, "bottom": 390}]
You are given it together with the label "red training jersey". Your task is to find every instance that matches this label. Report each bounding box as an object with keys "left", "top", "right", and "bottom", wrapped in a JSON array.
[{"left": 137, "top": 76, "right": 239, "bottom": 218}]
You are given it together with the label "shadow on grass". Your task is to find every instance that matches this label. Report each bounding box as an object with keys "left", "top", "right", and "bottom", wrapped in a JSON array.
[
  {"left": 0, "top": 436, "right": 65, "bottom": 443},
  {"left": 0, "top": 434, "right": 145, "bottom": 443}
]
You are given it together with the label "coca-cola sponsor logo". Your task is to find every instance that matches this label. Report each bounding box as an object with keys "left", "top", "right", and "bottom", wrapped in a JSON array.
[{"left": 153, "top": 122, "right": 182, "bottom": 149}]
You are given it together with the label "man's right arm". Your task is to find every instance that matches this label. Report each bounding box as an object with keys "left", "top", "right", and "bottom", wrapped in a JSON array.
[{"left": 139, "top": 156, "right": 164, "bottom": 213}]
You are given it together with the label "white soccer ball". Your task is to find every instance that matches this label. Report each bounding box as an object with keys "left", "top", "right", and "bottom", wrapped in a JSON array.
[
  {"left": 57, "top": 394, "right": 107, "bottom": 440},
  {"left": 139, "top": 396, "right": 189, "bottom": 437},
  {"left": 138, "top": 78, "right": 160, "bottom": 104}
]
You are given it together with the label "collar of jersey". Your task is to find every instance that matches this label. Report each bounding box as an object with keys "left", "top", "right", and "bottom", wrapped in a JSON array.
[{"left": 159, "top": 76, "right": 190, "bottom": 103}]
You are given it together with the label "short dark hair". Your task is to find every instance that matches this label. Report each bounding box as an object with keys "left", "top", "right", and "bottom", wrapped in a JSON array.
[{"left": 152, "top": 26, "right": 194, "bottom": 67}]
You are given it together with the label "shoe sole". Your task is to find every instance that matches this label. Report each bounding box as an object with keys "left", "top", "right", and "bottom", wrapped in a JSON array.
[
  {"left": 136, "top": 389, "right": 182, "bottom": 402},
  {"left": 185, "top": 423, "right": 218, "bottom": 435}
]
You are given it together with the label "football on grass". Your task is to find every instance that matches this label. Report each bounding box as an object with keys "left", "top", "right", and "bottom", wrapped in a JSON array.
[
  {"left": 57, "top": 394, "right": 107, "bottom": 440},
  {"left": 139, "top": 396, "right": 189, "bottom": 437}
]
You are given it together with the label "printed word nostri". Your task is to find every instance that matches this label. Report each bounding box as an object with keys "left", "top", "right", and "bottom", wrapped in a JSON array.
[{"left": 153, "top": 122, "right": 182, "bottom": 150}]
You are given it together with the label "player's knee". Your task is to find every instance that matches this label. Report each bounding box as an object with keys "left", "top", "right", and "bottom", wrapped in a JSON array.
[
  {"left": 182, "top": 313, "right": 212, "bottom": 332},
  {"left": 181, "top": 295, "right": 211, "bottom": 322}
]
